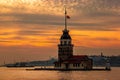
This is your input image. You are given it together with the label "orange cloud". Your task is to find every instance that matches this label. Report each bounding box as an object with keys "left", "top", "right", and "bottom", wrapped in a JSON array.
[
  {"left": 70, "top": 29, "right": 120, "bottom": 48},
  {"left": 0, "top": 0, "right": 120, "bottom": 57},
  {"left": 0, "top": 25, "right": 120, "bottom": 49}
]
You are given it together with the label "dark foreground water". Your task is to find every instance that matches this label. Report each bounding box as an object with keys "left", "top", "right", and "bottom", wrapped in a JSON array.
[{"left": 0, "top": 67, "right": 119, "bottom": 80}]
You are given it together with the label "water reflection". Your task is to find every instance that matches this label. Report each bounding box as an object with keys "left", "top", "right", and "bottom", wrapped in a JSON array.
[
  {"left": 57, "top": 71, "right": 73, "bottom": 80},
  {"left": 0, "top": 67, "right": 119, "bottom": 80}
]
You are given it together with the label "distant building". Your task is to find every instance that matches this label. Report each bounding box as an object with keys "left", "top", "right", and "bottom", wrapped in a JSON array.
[{"left": 54, "top": 8, "right": 93, "bottom": 70}]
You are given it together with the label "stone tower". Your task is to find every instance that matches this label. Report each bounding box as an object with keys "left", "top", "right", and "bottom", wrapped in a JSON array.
[{"left": 58, "top": 8, "right": 74, "bottom": 61}]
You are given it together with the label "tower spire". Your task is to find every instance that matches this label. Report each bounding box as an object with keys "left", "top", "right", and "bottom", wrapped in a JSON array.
[
  {"left": 65, "top": 7, "right": 67, "bottom": 30},
  {"left": 64, "top": 6, "right": 70, "bottom": 30}
]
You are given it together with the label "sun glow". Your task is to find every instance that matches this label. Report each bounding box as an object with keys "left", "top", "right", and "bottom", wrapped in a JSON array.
[{"left": 71, "top": 30, "right": 120, "bottom": 48}]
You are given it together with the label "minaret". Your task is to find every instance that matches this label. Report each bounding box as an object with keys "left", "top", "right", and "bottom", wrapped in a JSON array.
[{"left": 58, "top": 8, "right": 74, "bottom": 61}]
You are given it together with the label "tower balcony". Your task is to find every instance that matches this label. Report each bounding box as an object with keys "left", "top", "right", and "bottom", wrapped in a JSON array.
[{"left": 58, "top": 44, "right": 74, "bottom": 46}]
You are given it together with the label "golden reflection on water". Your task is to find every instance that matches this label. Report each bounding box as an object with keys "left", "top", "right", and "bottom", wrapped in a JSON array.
[{"left": 0, "top": 67, "right": 120, "bottom": 80}]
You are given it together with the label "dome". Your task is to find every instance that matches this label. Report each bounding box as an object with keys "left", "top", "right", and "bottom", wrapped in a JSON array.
[{"left": 60, "top": 30, "right": 71, "bottom": 39}]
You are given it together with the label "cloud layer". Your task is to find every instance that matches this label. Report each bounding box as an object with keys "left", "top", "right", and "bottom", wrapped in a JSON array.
[{"left": 0, "top": 0, "right": 120, "bottom": 64}]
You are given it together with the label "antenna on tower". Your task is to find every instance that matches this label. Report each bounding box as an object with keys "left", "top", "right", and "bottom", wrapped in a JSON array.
[{"left": 65, "top": 6, "right": 67, "bottom": 30}]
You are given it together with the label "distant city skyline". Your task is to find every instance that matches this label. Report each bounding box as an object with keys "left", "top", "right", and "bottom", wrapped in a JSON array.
[{"left": 0, "top": 0, "right": 120, "bottom": 65}]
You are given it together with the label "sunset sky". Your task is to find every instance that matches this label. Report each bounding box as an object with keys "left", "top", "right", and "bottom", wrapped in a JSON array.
[{"left": 0, "top": 0, "right": 120, "bottom": 64}]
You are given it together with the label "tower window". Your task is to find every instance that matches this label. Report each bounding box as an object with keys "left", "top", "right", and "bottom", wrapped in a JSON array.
[
  {"left": 69, "top": 41, "right": 71, "bottom": 44},
  {"left": 64, "top": 41, "right": 67, "bottom": 45}
]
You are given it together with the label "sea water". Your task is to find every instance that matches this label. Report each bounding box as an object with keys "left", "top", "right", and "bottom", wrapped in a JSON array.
[{"left": 0, "top": 67, "right": 119, "bottom": 80}]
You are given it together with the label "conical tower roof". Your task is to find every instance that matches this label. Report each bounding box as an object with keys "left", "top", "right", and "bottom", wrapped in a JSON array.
[{"left": 61, "top": 30, "right": 71, "bottom": 39}]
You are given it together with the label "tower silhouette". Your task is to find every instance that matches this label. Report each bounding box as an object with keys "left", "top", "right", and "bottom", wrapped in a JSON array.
[{"left": 58, "top": 8, "right": 73, "bottom": 61}]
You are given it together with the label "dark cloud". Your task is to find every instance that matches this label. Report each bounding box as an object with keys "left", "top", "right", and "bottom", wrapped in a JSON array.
[
  {"left": 0, "top": 13, "right": 119, "bottom": 31},
  {"left": 70, "top": 25, "right": 117, "bottom": 31},
  {"left": 0, "top": 13, "right": 62, "bottom": 23},
  {"left": 84, "top": 11, "right": 120, "bottom": 17},
  {"left": 11, "top": 36, "right": 27, "bottom": 40},
  {"left": 0, "top": 0, "right": 120, "bottom": 31},
  {"left": 17, "top": 30, "right": 43, "bottom": 36},
  {"left": 16, "top": 29, "right": 60, "bottom": 36}
]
